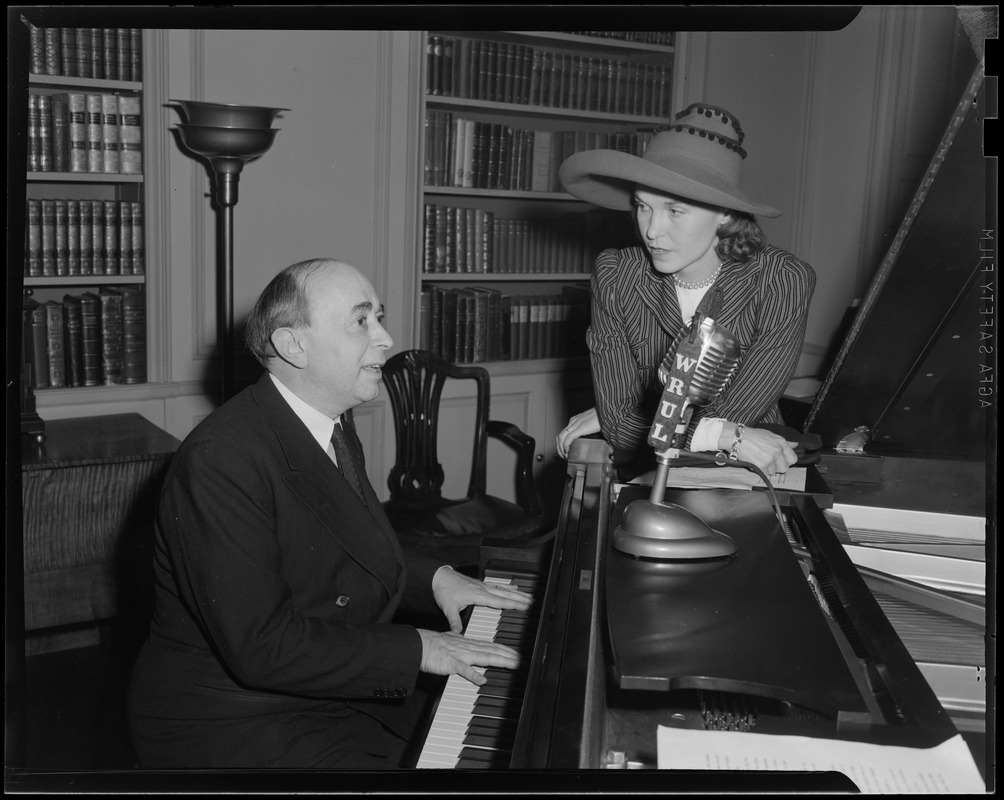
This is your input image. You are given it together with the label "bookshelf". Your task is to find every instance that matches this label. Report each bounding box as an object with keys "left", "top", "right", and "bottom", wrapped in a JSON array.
[
  {"left": 418, "top": 30, "right": 680, "bottom": 365},
  {"left": 21, "top": 22, "right": 155, "bottom": 400}
]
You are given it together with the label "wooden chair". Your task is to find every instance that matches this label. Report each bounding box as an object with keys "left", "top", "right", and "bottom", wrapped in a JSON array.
[{"left": 381, "top": 350, "right": 549, "bottom": 573}]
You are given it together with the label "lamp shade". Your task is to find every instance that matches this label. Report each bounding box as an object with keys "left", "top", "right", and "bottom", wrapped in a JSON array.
[
  {"left": 175, "top": 124, "right": 280, "bottom": 160},
  {"left": 170, "top": 99, "right": 287, "bottom": 129}
]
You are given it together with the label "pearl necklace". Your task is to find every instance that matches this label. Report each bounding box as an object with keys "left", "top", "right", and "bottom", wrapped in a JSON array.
[{"left": 672, "top": 264, "right": 722, "bottom": 290}]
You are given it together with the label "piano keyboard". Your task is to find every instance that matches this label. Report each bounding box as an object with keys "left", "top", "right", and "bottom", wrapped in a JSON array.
[{"left": 415, "top": 570, "right": 540, "bottom": 769}]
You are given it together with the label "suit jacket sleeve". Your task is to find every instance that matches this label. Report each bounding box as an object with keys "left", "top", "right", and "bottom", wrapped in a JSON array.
[
  {"left": 698, "top": 247, "right": 816, "bottom": 431},
  {"left": 587, "top": 248, "right": 657, "bottom": 455}
]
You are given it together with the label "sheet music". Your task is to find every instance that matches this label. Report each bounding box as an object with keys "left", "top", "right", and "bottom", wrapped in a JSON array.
[{"left": 657, "top": 727, "right": 985, "bottom": 794}]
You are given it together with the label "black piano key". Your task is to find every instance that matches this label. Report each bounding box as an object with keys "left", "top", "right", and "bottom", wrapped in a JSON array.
[
  {"left": 465, "top": 727, "right": 517, "bottom": 749},
  {"left": 457, "top": 750, "right": 510, "bottom": 769},
  {"left": 473, "top": 697, "right": 522, "bottom": 718},
  {"left": 464, "top": 733, "right": 506, "bottom": 749},
  {"left": 467, "top": 717, "right": 518, "bottom": 738},
  {"left": 479, "top": 680, "right": 526, "bottom": 700}
]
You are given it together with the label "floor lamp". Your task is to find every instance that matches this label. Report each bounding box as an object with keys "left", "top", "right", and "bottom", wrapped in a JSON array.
[{"left": 172, "top": 100, "right": 286, "bottom": 403}]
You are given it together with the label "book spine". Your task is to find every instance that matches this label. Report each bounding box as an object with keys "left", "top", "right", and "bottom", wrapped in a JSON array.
[
  {"left": 91, "top": 200, "right": 106, "bottom": 274},
  {"left": 118, "top": 201, "right": 133, "bottom": 275},
  {"left": 66, "top": 199, "right": 81, "bottom": 275},
  {"left": 103, "top": 200, "right": 119, "bottom": 275},
  {"left": 90, "top": 29, "right": 104, "bottom": 80},
  {"left": 45, "top": 301, "right": 66, "bottom": 387},
  {"left": 430, "top": 287, "right": 442, "bottom": 357},
  {"left": 116, "top": 28, "right": 131, "bottom": 81},
  {"left": 118, "top": 94, "right": 143, "bottom": 174},
  {"left": 26, "top": 199, "right": 42, "bottom": 277},
  {"left": 80, "top": 294, "right": 102, "bottom": 386},
  {"left": 423, "top": 204, "right": 435, "bottom": 273},
  {"left": 27, "top": 21, "right": 45, "bottom": 74},
  {"left": 419, "top": 289, "right": 432, "bottom": 352},
  {"left": 76, "top": 27, "right": 93, "bottom": 79},
  {"left": 40, "top": 199, "right": 56, "bottom": 277},
  {"left": 130, "top": 29, "right": 142, "bottom": 82},
  {"left": 31, "top": 302, "right": 50, "bottom": 389},
  {"left": 79, "top": 200, "right": 93, "bottom": 275},
  {"left": 61, "top": 92, "right": 89, "bottom": 172},
  {"left": 121, "top": 288, "right": 147, "bottom": 384},
  {"left": 427, "top": 34, "right": 442, "bottom": 96},
  {"left": 433, "top": 205, "right": 447, "bottom": 273},
  {"left": 50, "top": 94, "right": 69, "bottom": 172},
  {"left": 27, "top": 94, "right": 41, "bottom": 172},
  {"left": 59, "top": 27, "right": 77, "bottom": 78},
  {"left": 62, "top": 296, "right": 85, "bottom": 388},
  {"left": 54, "top": 199, "right": 69, "bottom": 276},
  {"left": 99, "top": 289, "right": 123, "bottom": 384},
  {"left": 131, "top": 201, "right": 144, "bottom": 274},
  {"left": 102, "top": 28, "right": 118, "bottom": 84},
  {"left": 43, "top": 26, "right": 62, "bottom": 76},
  {"left": 86, "top": 94, "right": 103, "bottom": 173},
  {"left": 101, "top": 93, "right": 120, "bottom": 173},
  {"left": 37, "top": 94, "right": 53, "bottom": 172}
]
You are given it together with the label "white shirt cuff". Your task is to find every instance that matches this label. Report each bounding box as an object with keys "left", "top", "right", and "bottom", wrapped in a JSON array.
[{"left": 691, "top": 417, "right": 727, "bottom": 452}]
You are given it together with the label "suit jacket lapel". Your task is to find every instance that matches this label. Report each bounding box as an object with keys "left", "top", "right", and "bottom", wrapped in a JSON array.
[
  {"left": 635, "top": 253, "right": 684, "bottom": 338},
  {"left": 251, "top": 375, "right": 402, "bottom": 597}
]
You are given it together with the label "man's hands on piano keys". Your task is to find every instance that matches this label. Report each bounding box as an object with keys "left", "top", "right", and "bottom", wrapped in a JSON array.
[{"left": 417, "top": 567, "right": 535, "bottom": 686}]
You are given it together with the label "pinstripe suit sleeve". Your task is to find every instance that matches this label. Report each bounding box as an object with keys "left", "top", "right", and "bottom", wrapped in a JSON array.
[{"left": 587, "top": 249, "right": 658, "bottom": 456}]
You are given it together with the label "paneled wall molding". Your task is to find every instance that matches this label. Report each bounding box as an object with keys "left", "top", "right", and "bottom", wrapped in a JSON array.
[
  {"left": 856, "top": 5, "right": 907, "bottom": 295},
  {"left": 673, "top": 31, "right": 709, "bottom": 112},
  {"left": 183, "top": 30, "right": 217, "bottom": 362},
  {"left": 371, "top": 32, "right": 395, "bottom": 316},
  {"left": 145, "top": 28, "right": 172, "bottom": 384},
  {"left": 36, "top": 380, "right": 218, "bottom": 408},
  {"left": 789, "top": 33, "right": 820, "bottom": 271}
]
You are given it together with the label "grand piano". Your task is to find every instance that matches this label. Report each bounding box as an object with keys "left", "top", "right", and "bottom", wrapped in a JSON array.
[{"left": 411, "top": 67, "right": 991, "bottom": 789}]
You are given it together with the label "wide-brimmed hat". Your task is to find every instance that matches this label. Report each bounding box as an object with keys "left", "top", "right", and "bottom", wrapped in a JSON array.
[{"left": 559, "top": 103, "right": 781, "bottom": 218}]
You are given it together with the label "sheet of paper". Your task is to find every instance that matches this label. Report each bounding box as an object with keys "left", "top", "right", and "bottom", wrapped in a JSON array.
[
  {"left": 657, "top": 727, "right": 985, "bottom": 794},
  {"left": 629, "top": 465, "right": 807, "bottom": 492}
]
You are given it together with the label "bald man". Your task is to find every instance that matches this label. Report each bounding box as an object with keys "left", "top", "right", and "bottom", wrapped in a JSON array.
[{"left": 128, "top": 259, "right": 531, "bottom": 769}]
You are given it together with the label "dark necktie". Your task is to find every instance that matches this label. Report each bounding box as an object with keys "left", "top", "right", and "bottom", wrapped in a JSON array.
[{"left": 331, "top": 422, "right": 365, "bottom": 501}]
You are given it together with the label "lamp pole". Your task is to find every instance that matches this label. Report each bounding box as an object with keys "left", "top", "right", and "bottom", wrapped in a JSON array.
[{"left": 171, "top": 103, "right": 284, "bottom": 404}]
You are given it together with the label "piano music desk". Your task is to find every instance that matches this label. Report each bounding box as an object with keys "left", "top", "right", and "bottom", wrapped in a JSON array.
[{"left": 20, "top": 413, "right": 180, "bottom": 654}]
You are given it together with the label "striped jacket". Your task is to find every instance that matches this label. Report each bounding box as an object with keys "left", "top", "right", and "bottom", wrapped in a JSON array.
[{"left": 586, "top": 244, "right": 816, "bottom": 459}]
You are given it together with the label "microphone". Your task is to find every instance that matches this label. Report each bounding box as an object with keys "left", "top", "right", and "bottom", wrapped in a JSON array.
[
  {"left": 647, "top": 312, "right": 741, "bottom": 464},
  {"left": 612, "top": 299, "right": 741, "bottom": 562}
]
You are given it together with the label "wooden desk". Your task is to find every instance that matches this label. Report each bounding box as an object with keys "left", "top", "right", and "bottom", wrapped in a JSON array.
[{"left": 21, "top": 414, "right": 180, "bottom": 652}]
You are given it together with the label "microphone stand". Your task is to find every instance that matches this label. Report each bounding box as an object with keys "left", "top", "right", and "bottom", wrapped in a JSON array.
[{"left": 611, "top": 309, "right": 741, "bottom": 561}]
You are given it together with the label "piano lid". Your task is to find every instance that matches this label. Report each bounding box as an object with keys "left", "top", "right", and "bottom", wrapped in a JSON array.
[{"left": 805, "top": 66, "right": 991, "bottom": 463}]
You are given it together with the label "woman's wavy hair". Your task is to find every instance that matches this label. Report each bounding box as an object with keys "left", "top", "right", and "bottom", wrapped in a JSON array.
[{"left": 715, "top": 211, "right": 767, "bottom": 262}]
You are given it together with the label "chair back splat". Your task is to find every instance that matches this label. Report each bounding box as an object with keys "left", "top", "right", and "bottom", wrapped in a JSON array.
[
  {"left": 380, "top": 350, "right": 548, "bottom": 571},
  {"left": 384, "top": 350, "right": 489, "bottom": 504}
]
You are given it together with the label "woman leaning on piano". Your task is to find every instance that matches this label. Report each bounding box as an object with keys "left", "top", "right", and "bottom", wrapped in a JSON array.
[{"left": 554, "top": 102, "right": 816, "bottom": 478}]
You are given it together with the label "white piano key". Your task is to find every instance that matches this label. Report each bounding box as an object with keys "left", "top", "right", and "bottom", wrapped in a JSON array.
[{"left": 417, "top": 577, "right": 529, "bottom": 769}]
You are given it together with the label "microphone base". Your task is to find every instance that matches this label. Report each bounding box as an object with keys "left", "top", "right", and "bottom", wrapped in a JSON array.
[{"left": 611, "top": 499, "right": 737, "bottom": 561}]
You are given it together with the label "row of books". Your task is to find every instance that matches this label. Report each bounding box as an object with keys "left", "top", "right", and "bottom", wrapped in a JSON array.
[
  {"left": 563, "top": 32, "right": 676, "bottom": 46},
  {"left": 28, "top": 91, "right": 142, "bottom": 174},
  {"left": 423, "top": 203, "right": 634, "bottom": 275},
  {"left": 419, "top": 286, "right": 590, "bottom": 364},
  {"left": 426, "top": 34, "right": 674, "bottom": 117},
  {"left": 425, "top": 109, "right": 652, "bottom": 191},
  {"left": 25, "top": 23, "right": 143, "bottom": 82},
  {"left": 25, "top": 199, "right": 144, "bottom": 278},
  {"left": 22, "top": 287, "right": 147, "bottom": 390}
]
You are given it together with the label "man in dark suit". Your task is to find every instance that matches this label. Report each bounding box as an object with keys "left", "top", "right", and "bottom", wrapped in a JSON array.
[{"left": 127, "top": 258, "right": 531, "bottom": 769}]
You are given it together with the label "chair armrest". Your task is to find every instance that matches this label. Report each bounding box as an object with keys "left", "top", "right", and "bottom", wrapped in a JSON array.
[{"left": 486, "top": 419, "right": 542, "bottom": 516}]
